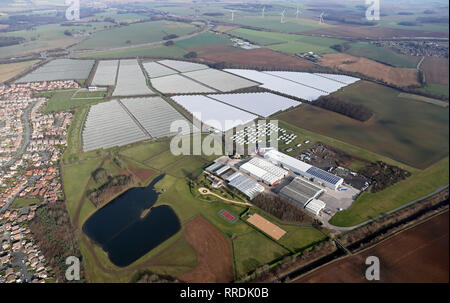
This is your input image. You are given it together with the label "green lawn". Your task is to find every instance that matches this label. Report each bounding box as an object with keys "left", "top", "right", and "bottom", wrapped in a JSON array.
[
  {"left": 73, "top": 21, "right": 196, "bottom": 50},
  {"left": 275, "top": 81, "right": 449, "bottom": 169},
  {"left": 329, "top": 157, "right": 449, "bottom": 227},
  {"left": 419, "top": 83, "right": 449, "bottom": 98},
  {"left": 72, "top": 90, "right": 106, "bottom": 99},
  {"left": 11, "top": 197, "right": 42, "bottom": 209},
  {"left": 42, "top": 90, "right": 106, "bottom": 113},
  {"left": 62, "top": 157, "right": 103, "bottom": 221},
  {"left": 277, "top": 225, "right": 328, "bottom": 251},
  {"left": 233, "top": 231, "right": 289, "bottom": 277},
  {"left": 119, "top": 140, "right": 170, "bottom": 163},
  {"left": 164, "top": 156, "right": 209, "bottom": 179}
]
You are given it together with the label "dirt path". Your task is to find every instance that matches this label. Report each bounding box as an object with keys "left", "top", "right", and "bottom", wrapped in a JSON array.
[{"left": 198, "top": 187, "right": 252, "bottom": 206}]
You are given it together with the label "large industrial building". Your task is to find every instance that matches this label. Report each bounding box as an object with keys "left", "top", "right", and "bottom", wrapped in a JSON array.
[
  {"left": 260, "top": 148, "right": 344, "bottom": 190},
  {"left": 205, "top": 162, "right": 265, "bottom": 200},
  {"left": 279, "top": 177, "right": 326, "bottom": 215},
  {"left": 304, "top": 199, "right": 327, "bottom": 216},
  {"left": 279, "top": 177, "right": 324, "bottom": 207},
  {"left": 227, "top": 172, "right": 265, "bottom": 200},
  {"left": 239, "top": 157, "right": 288, "bottom": 186}
]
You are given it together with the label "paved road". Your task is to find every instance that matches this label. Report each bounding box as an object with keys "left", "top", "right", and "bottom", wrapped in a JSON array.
[
  {"left": 324, "top": 184, "right": 449, "bottom": 232},
  {"left": 2, "top": 101, "right": 35, "bottom": 169},
  {"left": 417, "top": 56, "right": 425, "bottom": 70},
  {"left": 0, "top": 175, "right": 41, "bottom": 213},
  {"left": 11, "top": 251, "right": 33, "bottom": 283}
]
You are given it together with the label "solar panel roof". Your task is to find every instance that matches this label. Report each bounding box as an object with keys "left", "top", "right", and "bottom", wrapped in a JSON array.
[{"left": 306, "top": 167, "right": 342, "bottom": 185}]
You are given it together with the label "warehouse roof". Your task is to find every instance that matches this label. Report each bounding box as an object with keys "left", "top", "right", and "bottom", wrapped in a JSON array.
[
  {"left": 279, "top": 177, "right": 323, "bottom": 206},
  {"left": 263, "top": 149, "right": 312, "bottom": 172},
  {"left": 305, "top": 199, "right": 326, "bottom": 215}
]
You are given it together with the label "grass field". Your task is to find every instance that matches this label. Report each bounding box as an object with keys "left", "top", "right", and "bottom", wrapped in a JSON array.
[
  {"left": 229, "top": 28, "right": 343, "bottom": 54},
  {"left": 73, "top": 21, "right": 196, "bottom": 50},
  {"left": 275, "top": 81, "right": 449, "bottom": 169},
  {"left": 10, "top": 197, "right": 42, "bottom": 209},
  {"left": 344, "top": 42, "right": 419, "bottom": 68},
  {"left": 233, "top": 230, "right": 289, "bottom": 277},
  {"left": 275, "top": 120, "right": 418, "bottom": 173},
  {"left": 329, "top": 157, "right": 449, "bottom": 227},
  {"left": 377, "top": 14, "right": 449, "bottom": 34},
  {"left": 119, "top": 140, "right": 170, "bottom": 163},
  {"left": 174, "top": 32, "right": 232, "bottom": 49},
  {"left": 419, "top": 83, "right": 449, "bottom": 98},
  {"left": 42, "top": 89, "right": 106, "bottom": 113},
  {"left": 0, "top": 22, "right": 111, "bottom": 58},
  {"left": 0, "top": 60, "right": 40, "bottom": 82}
]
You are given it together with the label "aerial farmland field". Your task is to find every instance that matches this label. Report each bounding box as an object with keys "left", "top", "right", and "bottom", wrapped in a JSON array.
[
  {"left": 275, "top": 81, "right": 449, "bottom": 169},
  {"left": 73, "top": 21, "right": 197, "bottom": 50},
  {"left": 344, "top": 42, "right": 420, "bottom": 68},
  {"left": 0, "top": 59, "right": 40, "bottom": 82},
  {"left": 229, "top": 28, "right": 344, "bottom": 54},
  {"left": 1, "top": 0, "right": 447, "bottom": 288}
]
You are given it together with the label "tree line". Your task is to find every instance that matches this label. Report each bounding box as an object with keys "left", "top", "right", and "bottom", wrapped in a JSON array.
[
  {"left": 314, "top": 95, "right": 374, "bottom": 121},
  {"left": 251, "top": 194, "right": 314, "bottom": 224}
]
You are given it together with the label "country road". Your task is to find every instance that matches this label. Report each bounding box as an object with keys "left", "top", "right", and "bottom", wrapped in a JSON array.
[{"left": 324, "top": 184, "right": 449, "bottom": 232}]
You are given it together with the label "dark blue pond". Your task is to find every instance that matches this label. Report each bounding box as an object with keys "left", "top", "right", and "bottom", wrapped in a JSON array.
[{"left": 82, "top": 174, "right": 181, "bottom": 267}]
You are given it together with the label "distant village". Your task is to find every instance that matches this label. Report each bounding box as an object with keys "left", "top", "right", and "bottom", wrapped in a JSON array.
[
  {"left": 0, "top": 80, "right": 77, "bottom": 283},
  {"left": 370, "top": 40, "right": 448, "bottom": 58}
]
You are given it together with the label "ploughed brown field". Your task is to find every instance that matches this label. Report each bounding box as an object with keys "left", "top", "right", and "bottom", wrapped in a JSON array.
[
  {"left": 294, "top": 211, "right": 449, "bottom": 283},
  {"left": 422, "top": 57, "right": 449, "bottom": 86},
  {"left": 319, "top": 53, "right": 420, "bottom": 87},
  {"left": 303, "top": 25, "right": 449, "bottom": 39},
  {"left": 199, "top": 47, "right": 315, "bottom": 69},
  {"left": 192, "top": 44, "right": 241, "bottom": 57},
  {"left": 178, "top": 216, "right": 234, "bottom": 282}
]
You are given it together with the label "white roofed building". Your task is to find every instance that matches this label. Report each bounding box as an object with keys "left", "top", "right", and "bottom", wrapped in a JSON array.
[
  {"left": 304, "top": 199, "right": 326, "bottom": 216},
  {"left": 260, "top": 148, "right": 343, "bottom": 190}
]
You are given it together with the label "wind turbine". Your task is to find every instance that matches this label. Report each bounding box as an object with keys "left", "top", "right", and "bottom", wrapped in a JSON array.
[
  {"left": 230, "top": 10, "right": 235, "bottom": 21},
  {"left": 296, "top": 5, "right": 301, "bottom": 19},
  {"left": 319, "top": 12, "right": 325, "bottom": 24},
  {"left": 262, "top": 6, "right": 265, "bottom": 18},
  {"left": 280, "top": 9, "right": 286, "bottom": 23}
]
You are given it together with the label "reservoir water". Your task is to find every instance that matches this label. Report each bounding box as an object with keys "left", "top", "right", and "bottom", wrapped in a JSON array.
[{"left": 82, "top": 174, "right": 180, "bottom": 267}]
